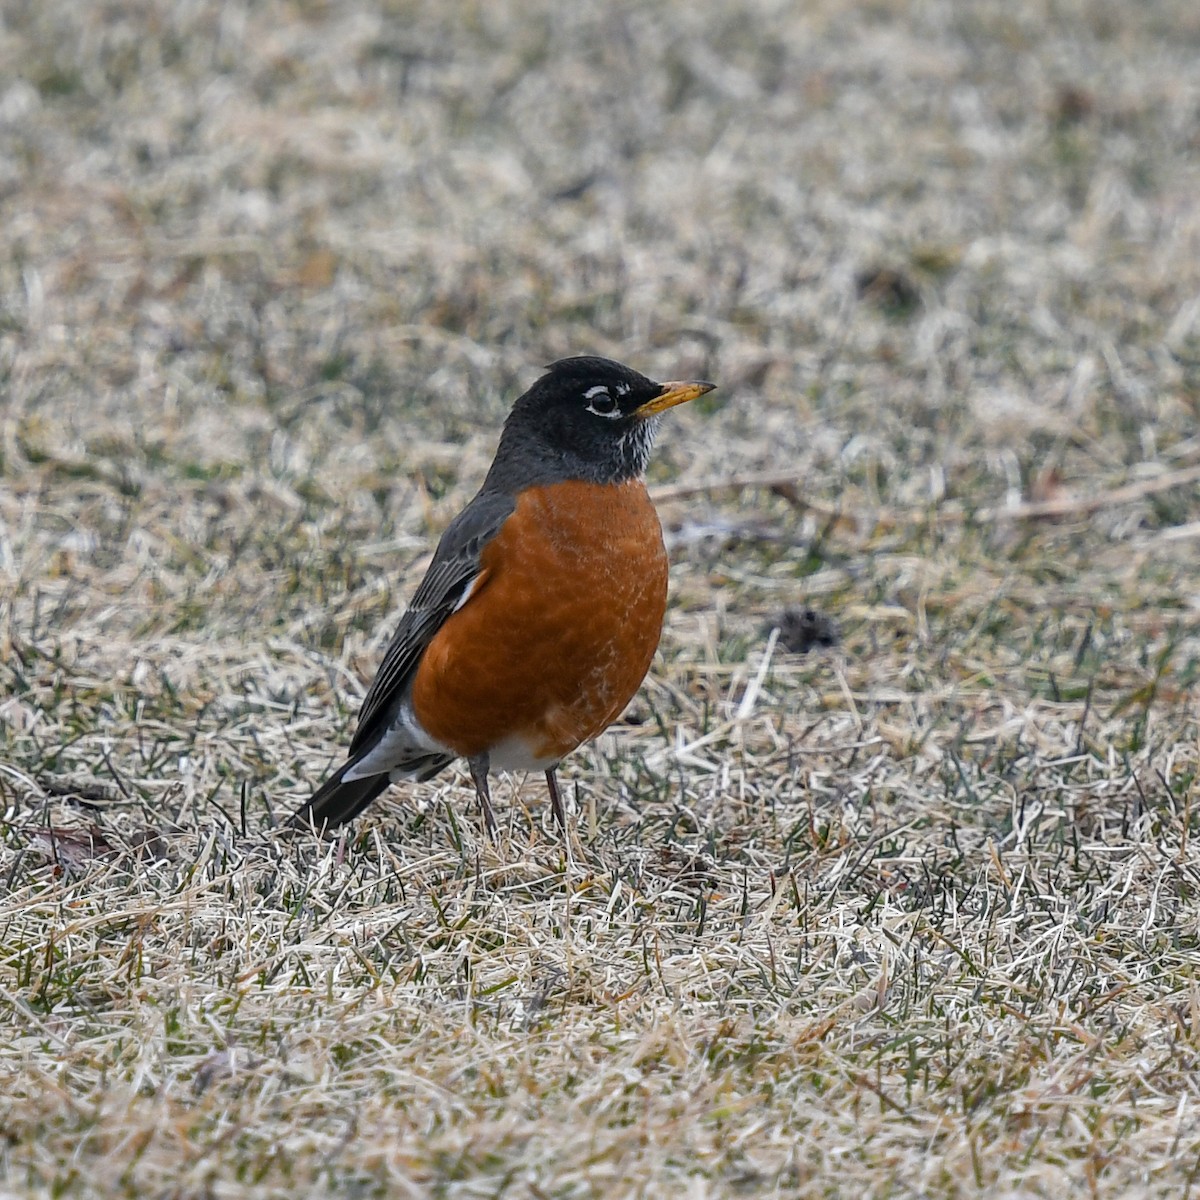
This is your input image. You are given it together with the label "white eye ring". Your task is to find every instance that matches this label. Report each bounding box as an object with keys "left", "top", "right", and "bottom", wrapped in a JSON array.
[{"left": 584, "top": 385, "right": 620, "bottom": 418}]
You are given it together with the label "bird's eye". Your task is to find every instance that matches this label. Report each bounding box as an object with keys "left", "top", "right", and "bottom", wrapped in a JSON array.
[{"left": 583, "top": 386, "right": 620, "bottom": 418}]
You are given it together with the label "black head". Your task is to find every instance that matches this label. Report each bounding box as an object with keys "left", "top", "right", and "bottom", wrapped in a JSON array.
[{"left": 485, "top": 356, "right": 715, "bottom": 490}]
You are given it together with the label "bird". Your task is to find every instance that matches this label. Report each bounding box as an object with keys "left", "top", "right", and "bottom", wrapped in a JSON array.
[{"left": 291, "top": 356, "right": 715, "bottom": 840}]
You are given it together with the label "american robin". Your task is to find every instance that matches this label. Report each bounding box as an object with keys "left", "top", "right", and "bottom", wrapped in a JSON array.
[{"left": 292, "top": 356, "right": 715, "bottom": 839}]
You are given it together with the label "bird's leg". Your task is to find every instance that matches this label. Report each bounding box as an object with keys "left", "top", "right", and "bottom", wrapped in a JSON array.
[
  {"left": 544, "top": 767, "right": 567, "bottom": 831},
  {"left": 467, "top": 754, "right": 499, "bottom": 843}
]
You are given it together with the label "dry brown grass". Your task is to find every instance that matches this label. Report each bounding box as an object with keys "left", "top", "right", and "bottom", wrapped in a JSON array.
[{"left": 3, "top": 0, "right": 1200, "bottom": 1195}]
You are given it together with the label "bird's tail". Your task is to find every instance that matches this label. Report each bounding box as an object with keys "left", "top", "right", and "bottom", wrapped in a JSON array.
[{"left": 289, "top": 762, "right": 391, "bottom": 832}]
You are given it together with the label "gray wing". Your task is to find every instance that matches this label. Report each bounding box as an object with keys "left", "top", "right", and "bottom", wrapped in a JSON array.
[
  {"left": 289, "top": 487, "right": 515, "bottom": 832},
  {"left": 346, "top": 487, "right": 515, "bottom": 758}
]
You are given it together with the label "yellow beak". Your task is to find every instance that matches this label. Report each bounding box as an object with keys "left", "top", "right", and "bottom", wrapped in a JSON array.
[{"left": 634, "top": 379, "right": 716, "bottom": 418}]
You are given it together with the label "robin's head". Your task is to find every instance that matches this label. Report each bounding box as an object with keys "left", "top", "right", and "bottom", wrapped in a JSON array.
[{"left": 489, "top": 356, "right": 715, "bottom": 489}]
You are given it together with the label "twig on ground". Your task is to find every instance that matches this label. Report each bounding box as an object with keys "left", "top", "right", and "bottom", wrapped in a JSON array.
[{"left": 651, "top": 461, "right": 1200, "bottom": 530}]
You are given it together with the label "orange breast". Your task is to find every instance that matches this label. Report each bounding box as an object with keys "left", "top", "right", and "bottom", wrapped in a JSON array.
[{"left": 410, "top": 479, "right": 668, "bottom": 763}]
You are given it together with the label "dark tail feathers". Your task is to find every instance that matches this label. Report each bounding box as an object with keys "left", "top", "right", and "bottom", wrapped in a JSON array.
[{"left": 289, "top": 763, "right": 391, "bottom": 832}]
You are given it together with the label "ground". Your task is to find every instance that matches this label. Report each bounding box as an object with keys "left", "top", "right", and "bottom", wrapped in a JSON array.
[{"left": 2, "top": 1, "right": 1200, "bottom": 1196}]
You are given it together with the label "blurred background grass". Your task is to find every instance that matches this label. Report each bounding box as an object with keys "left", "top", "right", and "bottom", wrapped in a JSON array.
[{"left": 2, "top": 1, "right": 1200, "bottom": 1196}]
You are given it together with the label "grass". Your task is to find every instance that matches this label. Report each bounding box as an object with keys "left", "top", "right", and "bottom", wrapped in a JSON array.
[{"left": 2, "top": 0, "right": 1200, "bottom": 1195}]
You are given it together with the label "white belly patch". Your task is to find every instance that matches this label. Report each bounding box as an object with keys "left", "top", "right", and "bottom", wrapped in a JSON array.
[
  {"left": 342, "top": 704, "right": 558, "bottom": 780},
  {"left": 342, "top": 704, "right": 455, "bottom": 781},
  {"left": 485, "top": 733, "right": 560, "bottom": 773}
]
